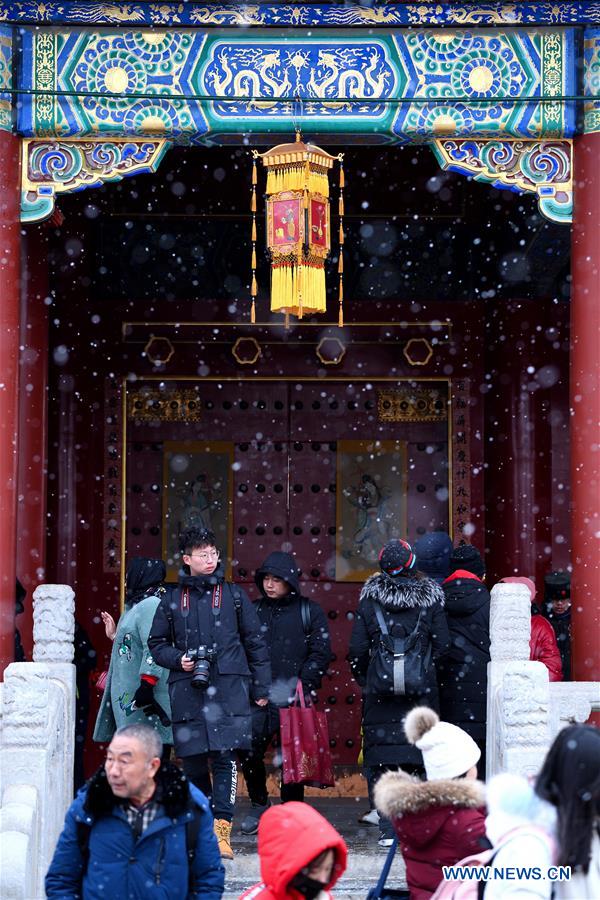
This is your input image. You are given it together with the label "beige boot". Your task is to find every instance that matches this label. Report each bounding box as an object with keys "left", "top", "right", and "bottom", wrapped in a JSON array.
[{"left": 214, "top": 818, "right": 233, "bottom": 860}]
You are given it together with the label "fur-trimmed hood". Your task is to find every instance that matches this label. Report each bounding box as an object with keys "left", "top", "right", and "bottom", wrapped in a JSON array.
[
  {"left": 375, "top": 770, "right": 485, "bottom": 818},
  {"left": 83, "top": 761, "right": 197, "bottom": 820},
  {"left": 360, "top": 572, "right": 445, "bottom": 612},
  {"left": 375, "top": 770, "right": 485, "bottom": 848}
]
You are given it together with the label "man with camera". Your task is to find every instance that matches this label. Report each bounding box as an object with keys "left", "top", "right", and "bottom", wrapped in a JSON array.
[{"left": 148, "top": 527, "right": 270, "bottom": 860}]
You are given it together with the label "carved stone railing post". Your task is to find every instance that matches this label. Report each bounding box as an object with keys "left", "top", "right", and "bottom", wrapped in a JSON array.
[
  {"left": 0, "top": 585, "right": 76, "bottom": 899},
  {"left": 487, "top": 582, "right": 550, "bottom": 779},
  {"left": 32, "top": 583, "right": 75, "bottom": 662},
  {"left": 487, "top": 581, "right": 600, "bottom": 780}
]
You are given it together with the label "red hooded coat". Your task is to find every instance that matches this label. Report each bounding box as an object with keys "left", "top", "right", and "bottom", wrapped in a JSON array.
[{"left": 239, "top": 802, "right": 348, "bottom": 900}]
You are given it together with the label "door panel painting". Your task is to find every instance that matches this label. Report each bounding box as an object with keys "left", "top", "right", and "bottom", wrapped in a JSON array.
[
  {"left": 336, "top": 440, "right": 407, "bottom": 582},
  {"left": 162, "top": 441, "right": 233, "bottom": 582}
]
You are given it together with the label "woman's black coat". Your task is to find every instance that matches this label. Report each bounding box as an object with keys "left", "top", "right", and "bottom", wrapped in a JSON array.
[
  {"left": 348, "top": 573, "right": 450, "bottom": 768},
  {"left": 254, "top": 551, "right": 331, "bottom": 704},
  {"left": 437, "top": 572, "right": 490, "bottom": 743},
  {"left": 148, "top": 568, "right": 270, "bottom": 757},
  {"left": 254, "top": 595, "right": 331, "bottom": 704}
]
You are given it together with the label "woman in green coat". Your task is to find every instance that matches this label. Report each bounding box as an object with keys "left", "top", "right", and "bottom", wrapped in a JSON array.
[{"left": 93, "top": 558, "right": 173, "bottom": 753}]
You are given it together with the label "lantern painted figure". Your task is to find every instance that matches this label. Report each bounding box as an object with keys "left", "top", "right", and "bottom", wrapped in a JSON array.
[{"left": 252, "top": 133, "right": 343, "bottom": 324}]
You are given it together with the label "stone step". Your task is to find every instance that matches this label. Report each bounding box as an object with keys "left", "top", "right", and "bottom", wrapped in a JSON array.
[
  {"left": 223, "top": 852, "right": 406, "bottom": 897},
  {"left": 225, "top": 798, "right": 407, "bottom": 898}
]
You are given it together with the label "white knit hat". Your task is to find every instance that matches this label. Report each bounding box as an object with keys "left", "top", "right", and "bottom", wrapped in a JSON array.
[{"left": 404, "top": 707, "right": 481, "bottom": 780}]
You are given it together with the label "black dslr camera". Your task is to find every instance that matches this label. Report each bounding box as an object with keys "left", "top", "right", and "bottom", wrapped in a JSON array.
[{"left": 186, "top": 645, "right": 217, "bottom": 690}]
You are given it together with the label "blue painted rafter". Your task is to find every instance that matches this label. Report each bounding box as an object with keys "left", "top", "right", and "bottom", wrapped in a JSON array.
[{"left": 1, "top": 3, "right": 599, "bottom": 27}]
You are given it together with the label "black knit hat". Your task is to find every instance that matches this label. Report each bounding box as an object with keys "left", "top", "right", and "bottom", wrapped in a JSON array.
[
  {"left": 544, "top": 571, "right": 570, "bottom": 602},
  {"left": 448, "top": 544, "right": 485, "bottom": 579},
  {"left": 379, "top": 539, "right": 417, "bottom": 577}
]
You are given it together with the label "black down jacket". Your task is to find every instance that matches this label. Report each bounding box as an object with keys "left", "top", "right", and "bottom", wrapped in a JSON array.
[
  {"left": 437, "top": 570, "right": 490, "bottom": 743},
  {"left": 349, "top": 573, "right": 450, "bottom": 768},
  {"left": 254, "top": 551, "right": 331, "bottom": 704},
  {"left": 148, "top": 568, "right": 271, "bottom": 756}
]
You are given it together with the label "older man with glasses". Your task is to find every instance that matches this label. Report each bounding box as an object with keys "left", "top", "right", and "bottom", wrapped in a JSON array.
[{"left": 148, "top": 526, "right": 270, "bottom": 860}]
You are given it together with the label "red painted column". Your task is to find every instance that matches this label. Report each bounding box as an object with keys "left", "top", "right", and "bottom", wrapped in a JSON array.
[
  {"left": 16, "top": 226, "right": 49, "bottom": 659},
  {"left": 0, "top": 131, "right": 21, "bottom": 675},
  {"left": 484, "top": 300, "right": 553, "bottom": 588},
  {"left": 570, "top": 132, "right": 600, "bottom": 683}
]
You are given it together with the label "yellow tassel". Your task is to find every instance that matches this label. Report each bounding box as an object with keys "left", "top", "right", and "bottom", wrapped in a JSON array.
[
  {"left": 308, "top": 171, "right": 329, "bottom": 198},
  {"left": 251, "top": 248, "right": 257, "bottom": 270},
  {"left": 251, "top": 299, "right": 256, "bottom": 324},
  {"left": 339, "top": 165, "right": 345, "bottom": 189},
  {"left": 339, "top": 223, "right": 344, "bottom": 244},
  {"left": 339, "top": 277, "right": 344, "bottom": 301},
  {"left": 251, "top": 188, "right": 256, "bottom": 213},
  {"left": 252, "top": 159, "right": 257, "bottom": 186},
  {"left": 251, "top": 218, "right": 257, "bottom": 242},
  {"left": 338, "top": 252, "right": 343, "bottom": 274},
  {"left": 251, "top": 274, "right": 258, "bottom": 297},
  {"left": 338, "top": 302, "right": 344, "bottom": 328},
  {"left": 338, "top": 194, "right": 344, "bottom": 217}
]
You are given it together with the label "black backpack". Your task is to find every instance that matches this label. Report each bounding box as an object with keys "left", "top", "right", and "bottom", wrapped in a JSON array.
[{"left": 365, "top": 603, "right": 432, "bottom": 696}]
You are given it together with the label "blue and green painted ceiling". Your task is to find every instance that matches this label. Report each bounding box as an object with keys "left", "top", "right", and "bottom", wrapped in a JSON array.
[{"left": 18, "top": 27, "right": 576, "bottom": 142}]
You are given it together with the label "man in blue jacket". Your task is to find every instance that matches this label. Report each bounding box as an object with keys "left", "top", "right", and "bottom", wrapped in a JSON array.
[{"left": 46, "top": 723, "right": 224, "bottom": 899}]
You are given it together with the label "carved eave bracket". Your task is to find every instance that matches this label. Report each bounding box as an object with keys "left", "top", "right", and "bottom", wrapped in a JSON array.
[
  {"left": 432, "top": 138, "right": 572, "bottom": 224},
  {"left": 20, "top": 137, "right": 171, "bottom": 223}
]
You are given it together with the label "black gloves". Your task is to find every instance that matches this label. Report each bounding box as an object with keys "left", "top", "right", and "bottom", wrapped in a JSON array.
[{"left": 133, "top": 680, "right": 154, "bottom": 709}]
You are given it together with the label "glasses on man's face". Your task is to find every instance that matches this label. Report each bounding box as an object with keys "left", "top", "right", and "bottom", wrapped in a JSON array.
[{"left": 188, "top": 550, "right": 219, "bottom": 561}]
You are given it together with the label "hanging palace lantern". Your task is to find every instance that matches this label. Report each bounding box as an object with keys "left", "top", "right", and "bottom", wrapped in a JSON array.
[{"left": 250, "top": 133, "right": 344, "bottom": 326}]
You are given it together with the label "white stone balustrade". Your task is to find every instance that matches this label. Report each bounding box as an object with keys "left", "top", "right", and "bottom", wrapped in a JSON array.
[
  {"left": 0, "top": 584, "right": 76, "bottom": 900},
  {"left": 487, "top": 581, "right": 600, "bottom": 780}
]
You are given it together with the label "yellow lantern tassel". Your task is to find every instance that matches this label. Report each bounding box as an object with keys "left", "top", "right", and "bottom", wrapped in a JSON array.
[
  {"left": 251, "top": 299, "right": 256, "bottom": 324},
  {"left": 251, "top": 247, "right": 257, "bottom": 270},
  {"left": 339, "top": 163, "right": 345, "bottom": 189},
  {"left": 339, "top": 223, "right": 344, "bottom": 244},
  {"left": 252, "top": 218, "right": 257, "bottom": 242},
  {"left": 304, "top": 159, "right": 310, "bottom": 209},
  {"left": 251, "top": 188, "right": 256, "bottom": 213},
  {"left": 338, "top": 251, "right": 343, "bottom": 274},
  {"left": 252, "top": 158, "right": 257, "bottom": 186},
  {"left": 297, "top": 263, "right": 303, "bottom": 317},
  {"left": 338, "top": 193, "right": 344, "bottom": 217},
  {"left": 251, "top": 274, "right": 258, "bottom": 297}
]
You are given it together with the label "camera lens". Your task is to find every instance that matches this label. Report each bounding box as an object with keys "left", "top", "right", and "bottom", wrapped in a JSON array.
[{"left": 190, "top": 646, "right": 213, "bottom": 690}]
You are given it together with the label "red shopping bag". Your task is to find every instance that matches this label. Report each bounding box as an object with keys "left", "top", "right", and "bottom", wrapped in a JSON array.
[{"left": 279, "top": 680, "right": 335, "bottom": 788}]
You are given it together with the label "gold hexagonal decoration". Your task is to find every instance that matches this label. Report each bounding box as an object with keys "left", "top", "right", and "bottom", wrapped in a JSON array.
[
  {"left": 232, "top": 336, "right": 262, "bottom": 366},
  {"left": 316, "top": 336, "right": 346, "bottom": 366},
  {"left": 403, "top": 338, "right": 433, "bottom": 367},
  {"left": 144, "top": 336, "right": 174, "bottom": 366}
]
